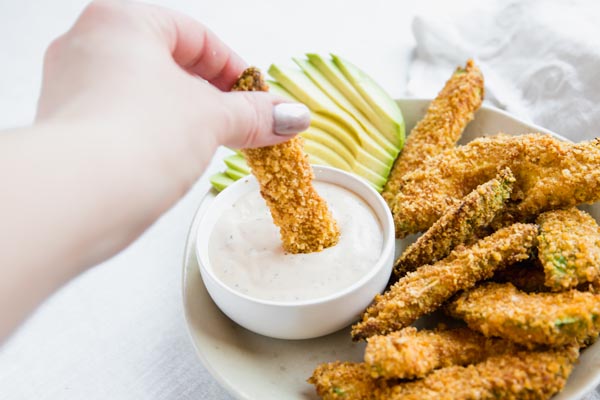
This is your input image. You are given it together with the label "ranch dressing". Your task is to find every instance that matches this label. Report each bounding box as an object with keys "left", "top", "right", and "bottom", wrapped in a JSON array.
[{"left": 208, "top": 182, "right": 383, "bottom": 303}]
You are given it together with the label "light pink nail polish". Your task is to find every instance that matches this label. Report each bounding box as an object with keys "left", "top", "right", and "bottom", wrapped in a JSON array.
[{"left": 273, "top": 103, "right": 311, "bottom": 135}]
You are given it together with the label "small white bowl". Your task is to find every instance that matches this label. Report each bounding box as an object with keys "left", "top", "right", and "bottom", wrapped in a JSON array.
[{"left": 195, "top": 165, "right": 395, "bottom": 340}]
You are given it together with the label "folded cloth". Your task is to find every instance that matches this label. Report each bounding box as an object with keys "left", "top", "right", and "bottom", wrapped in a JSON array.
[{"left": 407, "top": 0, "right": 600, "bottom": 142}]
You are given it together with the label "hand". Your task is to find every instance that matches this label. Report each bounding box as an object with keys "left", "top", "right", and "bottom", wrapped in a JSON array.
[
  {"left": 37, "top": 0, "right": 310, "bottom": 190},
  {"left": 0, "top": 0, "right": 310, "bottom": 340}
]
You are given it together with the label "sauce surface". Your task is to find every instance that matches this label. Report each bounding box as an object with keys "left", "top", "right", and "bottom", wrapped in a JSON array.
[{"left": 208, "top": 182, "right": 383, "bottom": 302}]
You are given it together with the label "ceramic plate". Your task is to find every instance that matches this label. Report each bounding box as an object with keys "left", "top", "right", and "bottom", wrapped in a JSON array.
[{"left": 182, "top": 99, "right": 600, "bottom": 400}]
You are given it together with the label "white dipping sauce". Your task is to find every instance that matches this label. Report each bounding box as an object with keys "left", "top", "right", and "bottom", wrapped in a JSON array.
[{"left": 208, "top": 182, "right": 383, "bottom": 303}]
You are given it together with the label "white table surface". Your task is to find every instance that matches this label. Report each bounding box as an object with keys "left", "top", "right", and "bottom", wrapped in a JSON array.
[{"left": 1, "top": 1, "right": 594, "bottom": 400}]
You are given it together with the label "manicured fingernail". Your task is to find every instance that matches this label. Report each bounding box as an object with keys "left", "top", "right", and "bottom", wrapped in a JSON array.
[{"left": 273, "top": 103, "right": 311, "bottom": 135}]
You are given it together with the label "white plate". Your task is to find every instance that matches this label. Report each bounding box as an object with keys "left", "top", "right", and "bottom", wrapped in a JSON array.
[{"left": 182, "top": 99, "right": 600, "bottom": 400}]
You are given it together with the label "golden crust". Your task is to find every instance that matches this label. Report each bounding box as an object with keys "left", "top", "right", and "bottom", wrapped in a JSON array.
[
  {"left": 393, "top": 168, "right": 514, "bottom": 277},
  {"left": 364, "top": 326, "right": 521, "bottom": 380},
  {"left": 382, "top": 59, "right": 484, "bottom": 207},
  {"left": 447, "top": 282, "right": 600, "bottom": 348},
  {"left": 309, "top": 341, "right": 577, "bottom": 400},
  {"left": 537, "top": 208, "right": 600, "bottom": 291},
  {"left": 307, "top": 362, "right": 389, "bottom": 400},
  {"left": 233, "top": 67, "right": 340, "bottom": 253},
  {"left": 351, "top": 223, "right": 537, "bottom": 340},
  {"left": 392, "top": 134, "right": 600, "bottom": 238},
  {"left": 387, "top": 346, "right": 579, "bottom": 400}
]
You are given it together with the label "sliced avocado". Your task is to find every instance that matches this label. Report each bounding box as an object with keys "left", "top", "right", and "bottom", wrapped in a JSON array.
[
  {"left": 353, "top": 163, "right": 385, "bottom": 191},
  {"left": 268, "top": 64, "right": 394, "bottom": 165},
  {"left": 306, "top": 153, "right": 328, "bottom": 168},
  {"left": 210, "top": 172, "right": 235, "bottom": 192},
  {"left": 307, "top": 54, "right": 378, "bottom": 123},
  {"left": 223, "top": 154, "right": 250, "bottom": 174},
  {"left": 331, "top": 54, "right": 405, "bottom": 149},
  {"left": 310, "top": 113, "right": 388, "bottom": 176},
  {"left": 309, "top": 112, "right": 360, "bottom": 156},
  {"left": 303, "top": 138, "right": 353, "bottom": 173},
  {"left": 293, "top": 57, "right": 399, "bottom": 157},
  {"left": 307, "top": 53, "right": 401, "bottom": 148},
  {"left": 300, "top": 126, "right": 355, "bottom": 168},
  {"left": 224, "top": 167, "right": 247, "bottom": 181},
  {"left": 269, "top": 77, "right": 391, "bottom": 188}
]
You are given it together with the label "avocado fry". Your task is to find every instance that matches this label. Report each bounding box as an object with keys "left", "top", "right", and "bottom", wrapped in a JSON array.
[
  {"left": 391, "top": 134, "right": 600, "bottom": 238},
  {"left": 446, "top": 282, "right": 600, "bottom": 348},
  {"left": 364, "top": 326, "right": 522, "bottom": 380},
  {"left": 351, "top": 223, "right": 537, "bottom": 340},
  {"left": 537, "top": 208, "right": 600, "bottom": 291},
  {"left": 386, "top": 345, "right": 579, "bottom": 400},
  {"left": 307, "top": 362, "right": 389, "bottom": 400},
  {"left": 382, "top": 59, "right": 484, "bottom": 209},
  {"left": 233, "top": 68, "right": 340, "bottom": 254},
  {"left": 394, "top": 168, "right": 514, "bottom": 278}
]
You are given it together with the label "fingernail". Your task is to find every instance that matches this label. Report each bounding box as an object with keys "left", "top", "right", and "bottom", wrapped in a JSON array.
[{"left": 273, "top": 103, "right": 311, "bottom": 135}]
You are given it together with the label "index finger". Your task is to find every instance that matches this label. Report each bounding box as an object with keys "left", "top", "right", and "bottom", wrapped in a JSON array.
[{"left": 141, "top": 2, "right": 248, "bottom": 90}]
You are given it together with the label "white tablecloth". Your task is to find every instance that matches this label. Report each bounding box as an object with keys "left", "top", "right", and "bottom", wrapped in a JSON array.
[{"left": 0, "top": 1, "right": 597, "bottom": 399}]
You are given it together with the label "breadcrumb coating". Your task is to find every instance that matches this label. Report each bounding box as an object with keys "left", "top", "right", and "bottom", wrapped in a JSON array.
[
  {"left": 387, "top": 345, "right": 579, "bottom": 400},
  {"left": 307, "top": 362, "right": 389, "bottom": 400},
  {"left": 382, "top": 59, "right": 484, "bottom": 208},
  {"left": 393, "top": 168, "right": 514, "bottom": 278},
  {"left": 364, "top": 326, "right": 521, "bottom": 379},
  {"left": 447, "top": 282, "right": 600, "bottom": 348},
  {"left": 537, "top": 208, "right": 600, "bottom": 291},
  {"left": 233, "top": 67, "right": 340, "bottom": 253},
  {"left": 351, "top": 223, "right": 537, "bottom": 340},
  {"left": 309, "top": 344, "right": 577, "bottom": 400},
  {"left": 391, "top": 134, "right": 600, "bottom": 238}
]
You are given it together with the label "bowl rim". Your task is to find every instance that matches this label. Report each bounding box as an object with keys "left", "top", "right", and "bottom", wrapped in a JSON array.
[{"left": 195, "top": 164, "right": 395, "bottom": 307}]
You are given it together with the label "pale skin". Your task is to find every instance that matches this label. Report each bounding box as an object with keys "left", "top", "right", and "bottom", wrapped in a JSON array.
[{"left": 0, "top": 0, "right": 308, "bottom": 341}]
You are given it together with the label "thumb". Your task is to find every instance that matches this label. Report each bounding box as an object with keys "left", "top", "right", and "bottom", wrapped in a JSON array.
[{"left": 219, "top": 91, "right": 311, "bottom": 149}]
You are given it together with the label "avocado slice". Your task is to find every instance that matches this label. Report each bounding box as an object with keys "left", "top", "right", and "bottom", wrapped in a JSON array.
[
  {"left": 224, "top": 167, "right": 247, "bottom": 181},
  {"left": 303, "top": 138, "right": 353, "bottom": 173},
  {"left": 293, "top": 57, "right": 399, "bottom": 157},
  {"left": 310, "top": 113, "right": 389, "bottom": 176},
  {"left": 210, "top": 172, "right": 236, "bottom": 192},
  {"left": 269, "top": 78, "right": 391, "bottom": 183},
  {"left": 268, "top": 64, "right": 394, "bottom": 166},
  {"left": 223, "top": 154, "right": 250, "bottom": 174},
  {"left": 300, "top": 126, "right": 355, "bottom": 168},
  {"left": 208, "top": 58, "right": 405, "bottom": 193},
  {"left": 331, "top": 54, "right": 405, "bottom": 149}
]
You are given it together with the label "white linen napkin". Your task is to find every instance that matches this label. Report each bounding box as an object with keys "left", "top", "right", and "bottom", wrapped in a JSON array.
[
  {"left": 407, "top": 0, "right": 600, "bottom": 142},
  {"left": 408, "top": 1, "right": 600, "bottom": 399}
]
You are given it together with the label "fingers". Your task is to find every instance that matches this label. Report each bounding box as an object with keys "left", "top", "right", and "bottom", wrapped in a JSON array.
[
  {"left": 160, "top": 11, "right": 248, "bottom": 90},
  {"left": 75, "top": 1, "right": 248, "bottom": 90},
  {"left": 219, "top": 92, "right": 311, "bottom": 149}
]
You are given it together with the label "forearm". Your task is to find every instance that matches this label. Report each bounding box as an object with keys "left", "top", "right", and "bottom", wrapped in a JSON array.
[{"left": 0, "top": 120, "right": 186, "bottom": 339}]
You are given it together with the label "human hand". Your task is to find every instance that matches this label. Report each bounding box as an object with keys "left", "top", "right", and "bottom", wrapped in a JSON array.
[
  {"left": 1, "top": 0, "right": 313, "bottom": 340},
  {"left": 36, "top": 0, "right": 310, "bottom": 193}
]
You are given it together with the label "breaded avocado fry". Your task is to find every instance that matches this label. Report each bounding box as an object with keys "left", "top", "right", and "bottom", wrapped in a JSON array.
[
  {"left": 351, "top": 223, "right": 537, "bottom": 340},
  {"left": 394, "top": 168, "right": 514, "bottom": 277},
  {"left": 364, "top": 326, "right": 521, "bottom": 380},
  {"left": 308, "top": 362, "right": 389, "bottom": 400},
  {"left": 387, "top": 345, "right": 579, "bottom": 400},
  {"left": 391, "top": 134, "right": 600, "bottom": 238},
  {"left": 537, "top": 208, "right": 600, "bottom": 291},
  {"left": 447, "top": 282, "right": 600, "bottom": 348},
  {"left": 233, "top": 68, "right": 340, "bottom": 253},
  {"left": 382, "top": 60, "right": 484, "bottom": 207}
]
